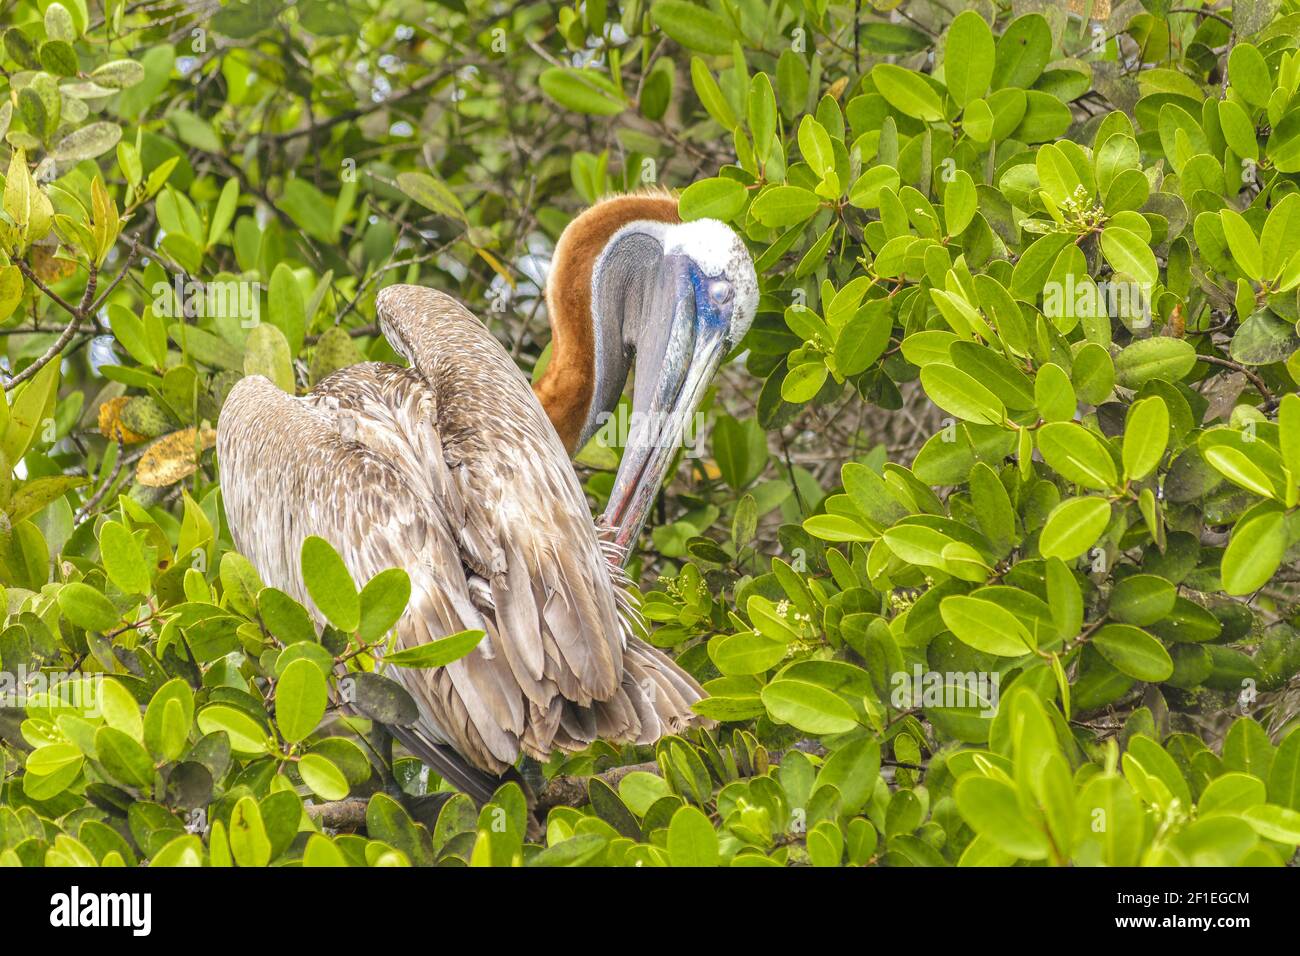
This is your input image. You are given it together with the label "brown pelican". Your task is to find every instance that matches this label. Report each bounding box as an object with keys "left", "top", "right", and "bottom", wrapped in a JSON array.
[{"left": 216, "top": 192, "right": 758, "bottom": 802}]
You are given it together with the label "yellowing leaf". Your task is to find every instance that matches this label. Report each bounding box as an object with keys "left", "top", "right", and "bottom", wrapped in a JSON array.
[
  {"left": 136, "top": 426, "right": 217, "bottom": 487},
  {"left": 97, "top": 396, "right": 150, "bottom": 444}
]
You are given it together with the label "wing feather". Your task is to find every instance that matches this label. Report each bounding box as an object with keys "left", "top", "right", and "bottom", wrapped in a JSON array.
[{"left": 217, "top": 283, "right": 708, "bottom": 802}]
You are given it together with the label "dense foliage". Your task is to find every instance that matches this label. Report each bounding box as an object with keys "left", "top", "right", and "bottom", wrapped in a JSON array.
[{"left": 2, "top": 0, "right": 1300, "bottom": 867}]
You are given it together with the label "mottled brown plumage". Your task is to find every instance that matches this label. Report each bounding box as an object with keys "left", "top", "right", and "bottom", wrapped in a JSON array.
[{"left": 218, "top": 286, "right": 705, "bottom": 801}]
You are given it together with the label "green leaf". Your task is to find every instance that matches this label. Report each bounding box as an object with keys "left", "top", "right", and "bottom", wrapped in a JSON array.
[
  {"left": 95, "top": 726, "right": 155, "bottom": 789},
  {"left": 667, "top": 805, "right": 719, "bottom": 866},
  {"left": 1122, "top": 396, "right": 1169, "bottom": 481},
  {"left": 208, "top": 178, "right": 239, "bottom": 248},
  {"left": 299, "top": 753, "right": 349, "bottom": 800},
  {"left": 1039, "top": 497, "right": 1111, "bottom": 560},
  {"left": 51, "top": 122, "right": 122, "bottom": 163},
  {"left": 1109, "top": 574, "right": 1176, "bottom": 626},
  {"left": 259, "top": 588, "right": 316, "bottom": 644},
  {"left": 1241, "top": 804, "right": 1300, "bottom": 845},
  {"left": 954, "top": 775, "right": 1049, "bottom": 860},
  {"left": 301, "top": 536, "right": 359, "bottom": 632},
  {"left": 747, "top": 73, "right": 777, "bottom": 163},
  {"left": 99, "top": 677, "right": 144, "bottom": 739},
  {"left": 1092, "top": 624, "right": 1173, "bottom": 682},
  {"left": 1219, "top": 209, "right": 1263, "bottom": 281},
  {"left": 25, "top": 742, "right": 82, "bottom": 777},
  {"left": 1034, "top": 362, "right": 1076, "bottom": 422},
  {"left": 1100, "top": 226, "right": 1158, "bottom": 285},
  {"left": 761, "top": 679, "right": 859, "bottom": 734},
  {"left": 678, "top": 177, "right": 746, "bottom": 222},
  {"left": 919, "top": 364, "right": 1005, "bottom": 425},
  {"left": 1280, "top": 393, "right": 1300, "bottom": 484},
  {"left": 711, "top": 630, "right": 787, "bottom": 675},
  {"left": 1198, "top": 772, "right": 1265, "bottom": 817},
  {"left": 2, "top": 356, "right": 59, "bottom": 465},
  {"left": 39, "top": 39, "right": 78, "bottom": 76},
  {"left": 690, "top": 57, "right": 737, "bottom": 129},
  {"left": 144, "top": 679, "right": 194, "bottom": 763},
  {"left": 1268, "top": 731, "right": 1300, "bottom": 811},
  {"left": 751, "top": 185, "right": 821, "bottom": 227},
  {"left": 1262, "top": 193, "right": 1300, "bottom": 282},
  {"left": 1037, "top": 422, "right": 1118, "bottom": 490},
  {"left": 5, "top": 474, "right": 88, "bottom": 523},
  {"left": 992, "top": 14, "right": 1052, "bottom": 90},
  {"left": 848, "top": 165, "right": 900, "bottom": 210},
  {"left": 229, "top": 795, "right": 272, "bottom": 867},
  {"left": 267, "top": 262, "right": 307, "bottom": 354},
  {"left": 196, "top": 705, "right": 269, "bottom": 755},
  {"left": 243, "top": 323, "right": 295, "bottom": 393},
  {"left": 781, "top": 359, "right": 828, "bottom": 403},
  {"left": 803, "top": 514, "right": 874, "bottom": 542},
  {"left": 813, "top": 738, "right": 881, "bottom": 815},
  {"left": 872, "top": 63, "right": 944, "bottom": 122},
  {"left": 943, "top": 170, "right": 977, "bottom": 237},
  {"left": 943, "top": 10, "right": 994, "bottom": 107},
  {"left": 797, "top": 115, "right": 834, "bottom": 178},
  {"left": 280, "top": 180, "right": 337, "bottom": 242},
  {"left": 394, "top": 171, "right": 468, "bottom": 223},
  {"left": 1227, "top": 43, "right": 1271, "bottom": 109},
  {"left": 1230, "top": 309, "right": 1299, "bottom": 366},
  {"left": 711, "top": 413, "right": 767, "bottom": 489},
  {"left": 1217, "top": 99, "right": 1259, "bottom": 161},
  {"left": 651, "top": 0, "right": 734, "bottom": 55},
  {"left": 1202, "top": 444, "right": 1278, "bottom": 499},
  {"left": 91, "top": 59, "right": 146, "bottom": 89},
  {"left": 276, "top": 658, "right": 328, "bottom": 743},
  {"left": 538, "top": 67, "right": 627, "bottom": 116},
  {"left": 220, "top": 552, "right": 263, "bottom": 617},
  {"left": 748, "top": 594, "right": 799, "bottom": 643},
  {"left": 357, "top": 568, "right": 411, "bottom": 643},
  {"left": 58, "top": 581, "right": 121, "bottom": 631},
  {"left": 1114, "top": 338, "right": 1197, "bottom": 388},
  {"left": 1078, "top": 774, "right": 1142, "bottom": 865},
  {"left": 939, "top": 595, "right": 1035, "bottom": 656},
  {"left": 383, "top": 629, "right": 485, "bottom": 668},
  {"left": 1221, "top": 507, "right": 1286, "bottom": 595},
  {"left": 834, "top": 304, "right": 891, "bottom": 376},
  {"left": 1267, "top": 110, "right": 1300, "bottom": 173},
  {"left": 302, "top": 834, "right": 347, "bottom": 867}
]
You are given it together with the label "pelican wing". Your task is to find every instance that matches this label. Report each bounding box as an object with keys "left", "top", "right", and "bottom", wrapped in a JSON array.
[{"left": 217, "top": 285, "right": 701, "bottom": 800}]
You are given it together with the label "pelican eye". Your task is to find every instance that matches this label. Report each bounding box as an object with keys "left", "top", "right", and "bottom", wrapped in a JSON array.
[{"left": 708, "top": 280, "right": 733, "bottom": 306}]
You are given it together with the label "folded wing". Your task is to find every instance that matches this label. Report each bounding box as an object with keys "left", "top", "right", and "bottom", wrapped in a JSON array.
[{"left": 217, "top": 286, "right": 703, "bottom": 801}]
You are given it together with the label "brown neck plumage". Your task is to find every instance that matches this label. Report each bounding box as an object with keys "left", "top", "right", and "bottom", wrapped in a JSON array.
[{"left": 534, "top": 192, "right": 680, "bottom": 453}]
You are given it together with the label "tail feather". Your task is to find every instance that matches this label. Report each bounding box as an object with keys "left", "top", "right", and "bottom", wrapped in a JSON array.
[{"left": 387, "top": 723, "right": 502, "bottom": 806}]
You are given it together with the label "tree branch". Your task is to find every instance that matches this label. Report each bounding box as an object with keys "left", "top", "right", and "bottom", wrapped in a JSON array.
[
  {"left": 1196, "top": 352, "right": 1274, "bottom": 408},
  {"left": 1168, "top": 6, "right": 1234, "bottom": 29},
  {"left": 6, "top": 262, "right": 98, "bottom": 391},
  {"left": 268, "top": 66, "right": 461, "bottom": 143}
]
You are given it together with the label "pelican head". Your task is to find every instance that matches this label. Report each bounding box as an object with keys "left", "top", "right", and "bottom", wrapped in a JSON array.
[{"left": 534, "top": 192, "right": 757, "bottom": 558}]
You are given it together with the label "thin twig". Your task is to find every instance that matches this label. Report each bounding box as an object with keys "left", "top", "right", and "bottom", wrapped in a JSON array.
[
  {"left": 89, "top": 234, "right": 143, "bottom": 315},
  {"left": 74, "top": 438, "right": 127, "bottom": 526},
  {"left": 267, "top": 66, "right": 462, "bottom": 143},
  {"left": 1195, "top": 352, "right": 1274, "bottom": 408},
  {"left": 6, "top": 260, "right": 99, "bottom": 390},
  {"left": 1168, "top": 6, "right": 1234, "bottom": 28}
]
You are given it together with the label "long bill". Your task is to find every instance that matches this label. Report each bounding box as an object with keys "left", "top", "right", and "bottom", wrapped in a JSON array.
[{"left": 601, "top": 331, "right": 727, "bottom": 564}]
